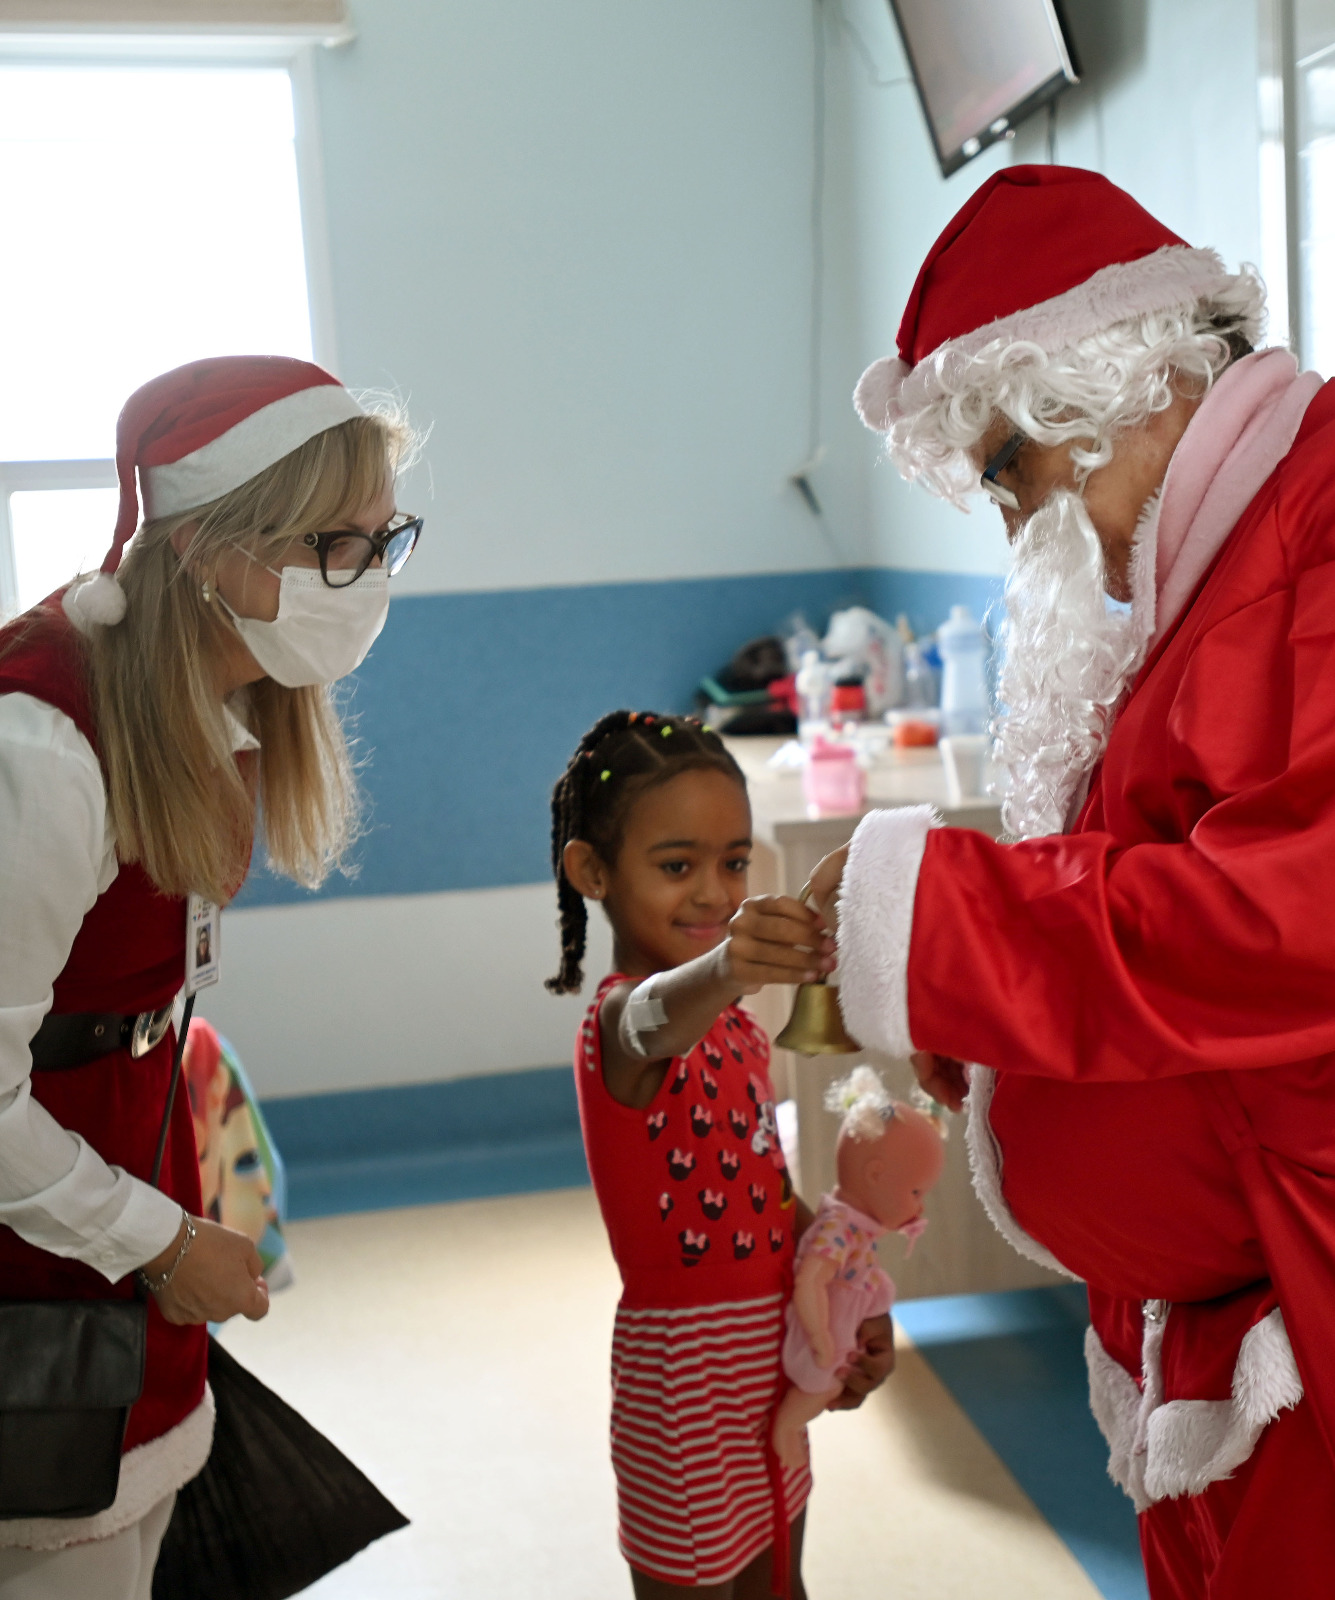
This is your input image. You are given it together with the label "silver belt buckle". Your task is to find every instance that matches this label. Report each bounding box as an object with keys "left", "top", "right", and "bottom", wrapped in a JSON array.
[{"left": 129, "top": 1005, "right": 174, "bottom": 1059}]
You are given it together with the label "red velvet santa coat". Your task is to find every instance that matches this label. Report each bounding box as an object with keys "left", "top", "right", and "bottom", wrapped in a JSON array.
[{"left": 839, "top": 380, "right": 1335, "bottom": 1531}]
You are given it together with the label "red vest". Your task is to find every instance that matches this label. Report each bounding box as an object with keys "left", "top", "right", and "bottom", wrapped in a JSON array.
[{"left": 0, "top": 604, "right": 207, "bottom": 1452}]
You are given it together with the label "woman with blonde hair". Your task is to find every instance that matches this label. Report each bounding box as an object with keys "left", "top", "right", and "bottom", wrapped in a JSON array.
[{"left": 0, "top": 355, "right": 419, "bottom": 1597}]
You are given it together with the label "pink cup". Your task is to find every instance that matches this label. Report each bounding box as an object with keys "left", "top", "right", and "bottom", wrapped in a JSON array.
[{"left": 803, "top": 740, "right": 866, "bottom": 817}]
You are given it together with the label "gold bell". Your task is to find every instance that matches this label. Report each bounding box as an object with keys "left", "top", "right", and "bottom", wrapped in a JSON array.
[{"left": 774, "top": 882, "right": 861, "bottom": 1056}]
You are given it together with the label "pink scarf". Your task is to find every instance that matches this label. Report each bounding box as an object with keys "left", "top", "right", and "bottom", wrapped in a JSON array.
[{"left": 1147, "top": 348, "right": 1323, "bottom": 646}]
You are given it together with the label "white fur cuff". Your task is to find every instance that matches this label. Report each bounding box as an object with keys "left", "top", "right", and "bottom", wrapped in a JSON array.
[
  {"left": 0, "top": 1389, "right": 215, "bottom": 1550},
  {"left": 1086, "top": 1309, "right": 1303, "bottom": 1513},
  {"left": 836, "top": 805, "right": 940, "bottom": 1057}
]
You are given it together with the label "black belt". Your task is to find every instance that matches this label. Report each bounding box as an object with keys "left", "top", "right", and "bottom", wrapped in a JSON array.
[{"left": 29, "top": 1006, "right": 175, "bottom": 1072}]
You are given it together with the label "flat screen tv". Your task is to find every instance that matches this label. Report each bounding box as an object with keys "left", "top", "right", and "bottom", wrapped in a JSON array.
[{"left": 887, "top": 0, "right": 1079, "bottom": 176}]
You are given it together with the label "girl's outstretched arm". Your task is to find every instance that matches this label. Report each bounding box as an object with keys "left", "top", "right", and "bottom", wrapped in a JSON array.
[{"left": 599, "top": 895, "right": 833, "bottom": 1107}]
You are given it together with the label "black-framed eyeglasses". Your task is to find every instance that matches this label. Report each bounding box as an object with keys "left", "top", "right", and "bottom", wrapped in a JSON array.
[
  {"left": 980, "top": 432, "right": 1025, "bottom": 510},
  {"left": 300, "top": 514, "right": 423, "bottom": 588}
]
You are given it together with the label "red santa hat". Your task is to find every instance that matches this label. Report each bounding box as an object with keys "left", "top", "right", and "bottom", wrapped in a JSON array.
[
  {"left": 66, "top": 354, "right": 365, "bottom": 629},
  {"left": 853, "top": 165, "right": 1236, "bottom": 433}
]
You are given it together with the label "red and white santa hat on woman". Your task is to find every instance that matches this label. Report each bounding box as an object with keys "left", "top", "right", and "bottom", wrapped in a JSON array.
[
  {"left": 853, "top": 165, "right": 1237, "bottom": 434},
  {"left": 66, "top": 354, "right": 365, "bottom": 629}
]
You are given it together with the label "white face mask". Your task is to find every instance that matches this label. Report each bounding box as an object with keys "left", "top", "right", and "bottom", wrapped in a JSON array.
[{"left": 219, "top": 565, "right": 389, "bottom": 688}]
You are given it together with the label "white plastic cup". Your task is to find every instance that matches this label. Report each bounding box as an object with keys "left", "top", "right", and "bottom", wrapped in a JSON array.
[{"left": 940, "top": 734, "right": 989, "bottom": 806}]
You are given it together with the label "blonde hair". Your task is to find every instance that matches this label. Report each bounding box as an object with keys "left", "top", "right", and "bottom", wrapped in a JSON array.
[{"left": 82, "top": 409, "right": 413, "bottom": 903}]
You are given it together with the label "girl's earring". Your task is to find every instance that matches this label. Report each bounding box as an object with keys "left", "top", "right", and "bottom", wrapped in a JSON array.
[{"left": 201, "top": 576, "right": 214, "bottom": 603}]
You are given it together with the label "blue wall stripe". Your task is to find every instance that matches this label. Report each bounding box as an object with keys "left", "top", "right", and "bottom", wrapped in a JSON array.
[
  {"left": 237, "top": 566, "right": 1001, "bottom": 907},
  {"left": 261, "top": 1065, "right": 589, "bottom": 1219}
]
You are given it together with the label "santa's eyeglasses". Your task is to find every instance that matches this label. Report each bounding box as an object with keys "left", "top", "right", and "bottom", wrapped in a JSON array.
[{"left": 979, "top": 432, "right": 1025, "bottom": 511}]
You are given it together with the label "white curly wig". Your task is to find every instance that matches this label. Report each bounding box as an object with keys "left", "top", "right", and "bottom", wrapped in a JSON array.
[{"left": 884, "top": 271, "right": 1267, "bottom": 508}]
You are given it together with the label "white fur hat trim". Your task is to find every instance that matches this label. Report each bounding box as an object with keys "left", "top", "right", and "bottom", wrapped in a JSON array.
[
  {"left": 854, "top": 245, "right": 1233, "bottom": 433},
  {"left": 142, "top": 384, "right": 366, "bottom": 520}
]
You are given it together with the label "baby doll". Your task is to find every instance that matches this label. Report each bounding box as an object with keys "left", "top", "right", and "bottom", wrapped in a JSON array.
[{"left": 772, "top": 1066, "right": 946, "bottom": 1468}]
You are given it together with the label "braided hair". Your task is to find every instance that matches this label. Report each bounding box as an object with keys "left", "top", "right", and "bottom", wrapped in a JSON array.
[{"left": 546, "top": 710, "right": 745, "bottom": 994}]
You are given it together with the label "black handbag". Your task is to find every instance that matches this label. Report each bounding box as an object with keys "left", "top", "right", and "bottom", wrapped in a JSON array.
[{"left": 0, "top": 996, "right": 195, "bottom": 1520}]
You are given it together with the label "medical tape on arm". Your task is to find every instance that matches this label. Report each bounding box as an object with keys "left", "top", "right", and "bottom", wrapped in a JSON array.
[{"left": 622, "top": 976, "right": 670, "bottom": 1058}]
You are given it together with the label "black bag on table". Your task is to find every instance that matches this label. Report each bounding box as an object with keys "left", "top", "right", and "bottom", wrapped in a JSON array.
[{"left": 151, "top": 1336, "right": 408, "bottom": 1600}]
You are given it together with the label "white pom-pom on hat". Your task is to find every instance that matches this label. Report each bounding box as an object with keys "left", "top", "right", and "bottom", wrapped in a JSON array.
[
  {"left": 62, "top": 571, "right": 127, "bottom": 632},
  {"left": 853, "top": 357, "right": 910, "bottom": 433}
]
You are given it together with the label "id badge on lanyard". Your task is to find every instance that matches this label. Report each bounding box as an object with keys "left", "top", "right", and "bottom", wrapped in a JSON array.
[{"left": 186, "top": 894, "right": 221, "bottom": 997}]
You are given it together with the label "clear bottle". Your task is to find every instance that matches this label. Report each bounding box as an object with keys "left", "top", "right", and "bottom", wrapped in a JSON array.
[
  {"left": 937, "top": 605, "right": 988, "bottom": 737},
  {"left": 795, "top": 650, "right": 830, "bottom": 740},
  {"left": 902, "top": 642, "right": 937, "bottom": 710}
]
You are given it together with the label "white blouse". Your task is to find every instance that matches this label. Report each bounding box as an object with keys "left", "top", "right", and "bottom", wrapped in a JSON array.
[{"left": 0, "top": 690, "right": 256, "bottom": 1283}]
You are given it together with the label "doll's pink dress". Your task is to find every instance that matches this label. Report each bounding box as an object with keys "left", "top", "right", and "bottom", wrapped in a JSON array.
[{"left": 782, "top": 1195, "right": 895, "bottom": 1393}]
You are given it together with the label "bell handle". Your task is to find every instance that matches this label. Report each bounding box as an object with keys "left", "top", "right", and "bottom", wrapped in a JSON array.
[{"left": 794, "top": 879, "right": 828, "bottom": 985}]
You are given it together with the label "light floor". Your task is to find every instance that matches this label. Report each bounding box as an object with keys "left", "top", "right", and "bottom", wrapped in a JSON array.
[{"left": 217, "top": 1188, "right": 1103, "bottom": 1600}]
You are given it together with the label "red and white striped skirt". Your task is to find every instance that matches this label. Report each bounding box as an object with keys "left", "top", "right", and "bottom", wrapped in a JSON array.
[{"left": 609, "top": 1292, "right": 813, "bottom": 1585}]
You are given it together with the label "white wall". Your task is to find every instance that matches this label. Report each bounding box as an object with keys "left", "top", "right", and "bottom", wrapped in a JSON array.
[
  {"left": 316, "top": 0, "right": 871, "bottom": 594},
  {"left": 196, "top": 887, "right": 612, "bottom": 1096}
]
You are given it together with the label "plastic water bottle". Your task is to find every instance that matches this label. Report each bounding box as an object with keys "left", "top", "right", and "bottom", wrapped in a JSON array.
[
  {"left": 795, "top": 650, "right": 830, "bottom": 740},
  {"left": 901, "top": 641, "right": 937, "bottom": 709},
  {"left": 937, "top": 605, "right": 989, "bottom": 737}
]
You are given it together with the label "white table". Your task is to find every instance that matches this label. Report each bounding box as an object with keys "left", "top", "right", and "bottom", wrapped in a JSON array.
[{"left": 725, "top": 736, "right": 1064, "bottom": 1301}]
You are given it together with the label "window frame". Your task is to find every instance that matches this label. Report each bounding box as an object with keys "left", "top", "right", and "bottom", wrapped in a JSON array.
[
  {"left": 1260, "top": 0, "right": 1335, "bottom": 369},
  {"left": 0, "top": 32, "right": 338, "bottom": 618}
]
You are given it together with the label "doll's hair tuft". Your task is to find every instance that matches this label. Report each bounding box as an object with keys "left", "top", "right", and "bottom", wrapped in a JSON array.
[
  {"left": 545, "top": 710, "right": 745, "bottom": 995},
  {"left": 825, "top": 1065, "right": 895, "bottom": 1141}
]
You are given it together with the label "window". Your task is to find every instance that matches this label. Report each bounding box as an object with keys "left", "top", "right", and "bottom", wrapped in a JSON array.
[
  {"left": 1262, "top": 0, "right": 1335, "bottom": 373},
  {"left": 0, "top": 57, "right": 320, "bottom": 618}
]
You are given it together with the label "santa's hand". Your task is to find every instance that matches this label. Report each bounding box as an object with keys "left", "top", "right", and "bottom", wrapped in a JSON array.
[
  {"left": 827, "top": 1313, "right": 895, "bottom": 1410},
  {"left": 911, "top": 1051, "right": 969, "bottom": 1113},
  {"left": 806, "top": 845, "right": 848, "bottom": 931}
]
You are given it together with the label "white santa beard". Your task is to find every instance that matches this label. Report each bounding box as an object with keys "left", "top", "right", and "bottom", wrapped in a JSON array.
[{"left": 992, "top": 488, "right": 1158, "bottom": 840}]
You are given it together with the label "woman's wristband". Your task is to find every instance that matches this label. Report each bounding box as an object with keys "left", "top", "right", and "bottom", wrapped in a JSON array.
[{"left": 137, "top": 1211, "right": 196, "bottom": 1294}]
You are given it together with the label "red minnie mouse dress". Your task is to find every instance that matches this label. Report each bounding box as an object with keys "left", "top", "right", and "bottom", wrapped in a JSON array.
[{"left": 575, "top": 977, "right": 811, "bottom": 1585}]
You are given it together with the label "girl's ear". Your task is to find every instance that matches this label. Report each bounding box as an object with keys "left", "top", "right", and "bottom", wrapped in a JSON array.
[{"left": 563, "top": 838, "right": 608, "bottom": 901}]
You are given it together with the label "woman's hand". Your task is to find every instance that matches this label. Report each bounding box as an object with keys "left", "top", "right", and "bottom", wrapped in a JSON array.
[
  {"left": 142, "top": 1215, "right": 270, "bottom": 1326},
  {"left": 911, "top": 1050, "right": 970, "bottom": 1113},
  {"left": 724, "top": 895, "right": 836, "bottom": 994},
  {"left": 805, "top": 846, "right": 849, "bottom": 931},
  {"left": 827, "top": 1313, "right": 895, "bottom": 1410}
]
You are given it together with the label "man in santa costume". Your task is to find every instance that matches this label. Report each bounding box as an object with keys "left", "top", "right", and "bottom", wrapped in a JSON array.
[{"left": 809, "top": 165, "right": 1335, "bottom": 1597}]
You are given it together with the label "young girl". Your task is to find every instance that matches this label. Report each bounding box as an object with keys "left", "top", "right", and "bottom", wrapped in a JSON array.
[{"left": 548, "top": 710, "right": 891, "bottom": 1600}]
